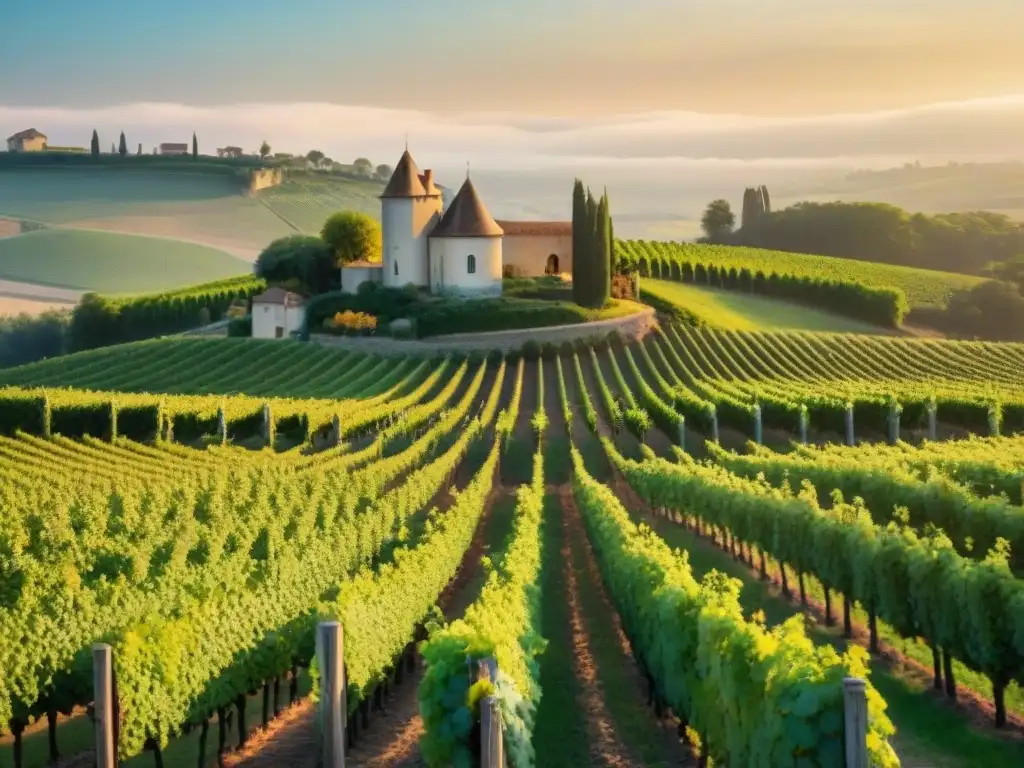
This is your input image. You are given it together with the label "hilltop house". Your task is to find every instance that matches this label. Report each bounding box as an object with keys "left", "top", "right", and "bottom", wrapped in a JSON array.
[
  {"left": 217, "top": 146, "right": 244, "bottom": 158},
  {"left": 159, "top": 143, "right": 189, "bottom": 156},
  {"left": 251, "top": 287, "right": 306, "bottom": 339},
  {"left": 341, "top": 148, "right": 572, "bottom": 297},
  {"left": 6, "top": 129, "right": 47, "bottom": 152}
]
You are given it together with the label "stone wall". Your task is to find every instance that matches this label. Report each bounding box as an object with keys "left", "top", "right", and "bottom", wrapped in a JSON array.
[
  {"left": 249, "top": 167, "right": 283, "bottom": 193},
  {"left": 310, "top": 306, "right": 655, "bottom": 356}
]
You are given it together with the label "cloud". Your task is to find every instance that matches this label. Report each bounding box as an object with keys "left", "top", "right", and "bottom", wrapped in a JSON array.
[{"left": 2, "top": 94, "right": 1022, "bottom": 171}]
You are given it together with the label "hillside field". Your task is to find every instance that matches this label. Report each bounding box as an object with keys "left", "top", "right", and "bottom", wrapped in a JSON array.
[
  {"left": 0, "top": 229, "right": 251, "bottom": 293},
  {"left": 641, "top": 278, "right": 892, "bottom": 334},
  {"left": 1, "top": 332, "right": 1024, "bottom": 768},
  {"left": 0, "top": 168, "right": 385, "bottom": 259},
  {"left": 620, "top": 240, "right": 986, "bottom": 311}
]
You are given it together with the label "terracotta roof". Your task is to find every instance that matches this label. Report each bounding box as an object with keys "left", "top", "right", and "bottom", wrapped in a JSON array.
[
  {"left": 495, "top": 220, "right": 572, "bottom": 237},
  {"left": 8, "top": 128, "right": 45, "bottom": 141},
  {"left": 252, "top": 287, "right": 306, "bottom": 307},
  {"left": 342, "top": 261, "right": 384, "bottom": 269},
  {"left": 380, "top": 149, "right": 427, "bottom": 198},
  {"left": 160, "top": 142, "right": 188, "bottom": 150},
  {"left": 429, "top": 177, "right": 503, "bottom": 238}
]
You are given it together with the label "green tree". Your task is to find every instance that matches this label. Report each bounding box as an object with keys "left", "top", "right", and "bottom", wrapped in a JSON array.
[
  {"left": 986, "top": 255, "right": 1024, "bottom": 293},
  {"left": 594, "top": 190, "right": 611, "bottom": 306},
  {"left": 321, "top": 211, "right": 382, "bottom": 267},
  {"left": 255, "top": 235, "right": 336, "bottom": 295},
  {"left": 701, "top": 199, "right": 735, "bottom": 242},
  {"left": 352, "top": 158, "right": 373, "bottom": 176},
  {"left": 118, "top": 132, "right": 127, "bottom": 158},
  {"left": 192, "top": 132, "right": 198, "bottom": 158},
  {"left": 571, "top": 179, "right": 587, "bottom": 305},
  {"left": 376, "top": 164, "right": 393, "bottom": 180},
  {"left": 90, "top": 130, "right": 100, "bottom": 157},
  {"left": 259, "top": 141, "right": 271, "bottom": 159},
  {"left": 760, "top": 185, "right": 772, "bottom": 213},
  {"left": 306, "top": 150, "right": 325, "bottom": 167}
]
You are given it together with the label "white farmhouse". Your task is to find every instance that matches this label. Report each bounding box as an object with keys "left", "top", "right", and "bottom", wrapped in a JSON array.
[
  {"left": 251, "top": 287, "right": 306, "bottom": 339},
  {"left": 341, "top": 148, "right": 573, "bottom": 296}
]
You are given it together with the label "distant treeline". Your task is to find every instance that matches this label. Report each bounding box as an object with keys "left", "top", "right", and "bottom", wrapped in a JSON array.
[
  {"left": 0, "top": 152, "right": 268, "bottom": 174},
  {"left": 727, "top": 201, "right": 1024, "bottom": 277},
  {"left": 0, "top": 275, "right": 264, "bottom": 369}
]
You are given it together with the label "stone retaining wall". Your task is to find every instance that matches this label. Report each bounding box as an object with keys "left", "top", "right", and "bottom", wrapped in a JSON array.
[{"left": 310, "top": 307, "right": 655, "bottom": 356}]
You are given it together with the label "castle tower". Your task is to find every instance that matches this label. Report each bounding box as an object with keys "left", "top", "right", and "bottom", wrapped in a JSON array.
[
  {"left": 379, "top": 149, "right": 443, "bottom": 288},
  {"left": 428, "top": 175, "right": 504, "bottom": 297}
]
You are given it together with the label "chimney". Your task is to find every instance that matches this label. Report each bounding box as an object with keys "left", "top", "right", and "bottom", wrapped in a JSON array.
[{"left": 423, "top": 169, "right": 434, "bottom": 185}]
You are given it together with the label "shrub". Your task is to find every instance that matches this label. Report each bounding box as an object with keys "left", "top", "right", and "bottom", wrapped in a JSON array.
[{"left": 227, "top": 315, "right": 252, "bottom": 337}]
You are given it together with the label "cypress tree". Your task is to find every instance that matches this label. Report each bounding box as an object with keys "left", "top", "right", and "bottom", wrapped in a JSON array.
[
  {"left": 118, "top": 131, "right": 127, "bottom": 158},
  {"left": 192, "top": 132, "right": 198, "bottom": 158},
  {"left": 110, "top": 143, "right": 116, "bottom": 154},
  {"left": 595, "top": 191, "right": 611, "bottom": 306},
  {"left": 583, "top": 188, "right": 600, "bottom": 307},
  {"left": 571, "top": 179, "right": 588, "bottom": 306},
  {"left": 90, "top": 130, "right": 100, "bottom": 157},
  {"left": 761, "top": 185, "right": 772, "bottom": 213},
  {"left": 741, "top": 188, "right": 753, "bottom": 229}
]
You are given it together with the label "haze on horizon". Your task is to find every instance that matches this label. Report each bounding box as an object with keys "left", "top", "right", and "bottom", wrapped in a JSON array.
[{"left": 1, "top": 0, "right": 1022, "bottom": 170}]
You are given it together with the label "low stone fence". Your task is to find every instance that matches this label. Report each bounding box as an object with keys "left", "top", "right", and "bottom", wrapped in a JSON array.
[{"left": 310, "top": 307, "right": 655, "bottom": 356}]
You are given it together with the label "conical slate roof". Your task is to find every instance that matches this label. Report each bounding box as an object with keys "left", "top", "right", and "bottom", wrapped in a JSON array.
[
  {"left": 429, "top": 177, "right": 503, "bottom": 238},
  {"left": 380, "top": 149, "right": 427, "bottom": 198}
]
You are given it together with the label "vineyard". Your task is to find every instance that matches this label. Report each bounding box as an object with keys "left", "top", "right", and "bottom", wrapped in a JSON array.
[
  {"left": 616, "top": 240, "right": 985, "bottom": 311},
  {"left": 257, "top": 179, "right": 384, "bottom": 233},
  {"left": 2, "top": 329, "right": 1024, "bottom": 768}
]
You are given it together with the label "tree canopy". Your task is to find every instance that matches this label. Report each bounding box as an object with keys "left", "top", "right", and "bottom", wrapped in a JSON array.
[
  {"left": 320, "top": 211, "right": 382, "bottom": 267},
  {"left": 729, "top": 200, "right": 1024, "bottom": 276},
  {"left": 701, "top": 199, "right": 735, "bottom": 242},
  {"left": 255, "top": 235, "right": 336, "bottom": 295}
]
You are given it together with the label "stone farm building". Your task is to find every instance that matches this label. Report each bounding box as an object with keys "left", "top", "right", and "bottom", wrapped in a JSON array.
[
  {"left": 6, "top": 129, "right": 47, "bottom": 152},
  {"left": 251, "top": 287, "right": 306, "bottom": 339},
  {"left": 341, "top": 148, "right": 572, "bottom": 297},
  {"left": 159, "top": 143, "right": 190, "bottom": 156}
]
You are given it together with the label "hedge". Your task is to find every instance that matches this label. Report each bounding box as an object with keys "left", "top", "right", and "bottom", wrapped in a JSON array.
[{"left": 68, "top": 275, "right": 265, "bottom": 352}]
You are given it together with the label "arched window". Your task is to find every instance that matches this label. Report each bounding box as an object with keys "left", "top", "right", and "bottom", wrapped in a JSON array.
[
  {"left": 467, "top": 254, "right": 476, "bottom": 274},
  {"left": 394, "top": 260, "right": 399, "bottom": 276},
  {"left": 545, "top": 254, "right": 559, "bottom": 275}
]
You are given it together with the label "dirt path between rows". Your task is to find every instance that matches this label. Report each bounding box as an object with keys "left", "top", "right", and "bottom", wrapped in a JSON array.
[{"left": 556, "top": 484, "right": 695, "bottom": 767}]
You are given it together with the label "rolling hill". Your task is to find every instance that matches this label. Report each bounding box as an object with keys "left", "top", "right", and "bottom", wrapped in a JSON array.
[{"left": 0, "top": 229, "right": 251, "bottom": 293}]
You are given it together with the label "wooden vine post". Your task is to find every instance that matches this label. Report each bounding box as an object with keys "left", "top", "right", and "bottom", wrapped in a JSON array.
[
  {"left": 844, "top": 403, "right": 855, "bottom": 446},
  {"left": 752, "top": 403, "right": 763, "bottom": 445},
  {"left": 926, "top": 399, "right": 938, "bottom": 441},
  {"left": 842, "top": 677, "right": 868, "bottom": 768},
  {"left": 798, "top": 406, "right": 809, "bottom": 445},
  {"left": 476, "top": 657, "right": 504, "bottom": 768},
  {"left": 316, "top": 621, "right": 346, "bottom": 768},
  {"left": 676, "top": 418, "right": 686, "bottom": 449},
  {"left": 92, "top": 643, "right": 115, "bottom": 768}
]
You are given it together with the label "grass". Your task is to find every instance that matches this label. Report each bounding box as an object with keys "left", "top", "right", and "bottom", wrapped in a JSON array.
[
  {"left": 621, "top": 241, "right": 986, "bottom": 310},
  {"left": 0, "top": 229, "right": 250, "bottom": 293},
  {"left": 642, "top": 278, "right": 889, "bottom": 334},
  {"left": 533, "top": 494, "right": 592, "bottom": 765}
]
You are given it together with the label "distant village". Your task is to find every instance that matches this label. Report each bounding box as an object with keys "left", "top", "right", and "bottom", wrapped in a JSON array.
[{"left": 5, "top": 127, "right": 394, "bottom": 180}]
